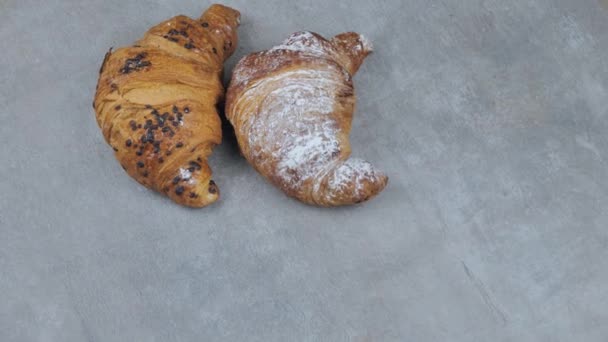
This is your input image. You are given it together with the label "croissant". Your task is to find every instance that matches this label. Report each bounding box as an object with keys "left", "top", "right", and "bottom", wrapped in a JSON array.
[
  {"left": 226, "top": 31, "right": 388, "bottom": 206},
  {"left": 93, "top": 4, "right": 240, "bottom": 207}
]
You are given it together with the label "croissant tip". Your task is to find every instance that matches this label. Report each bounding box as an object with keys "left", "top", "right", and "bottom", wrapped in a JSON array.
[
  {"left": 182, "top": 190, "right": 220, "bottom": 208},
  {"left": 358, "top": 34, "right": 373, "bottom": 53},
  {"left": 201, "top": 179, "right": 220, "bottom": 205},
  {"left": 205, "top": 4, "right": 241, "bottom": 26}
]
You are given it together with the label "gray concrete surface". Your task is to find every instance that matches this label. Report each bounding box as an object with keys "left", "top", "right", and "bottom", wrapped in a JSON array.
[{"left": 1, "top": 0, "right": 608, "bottom": 341}]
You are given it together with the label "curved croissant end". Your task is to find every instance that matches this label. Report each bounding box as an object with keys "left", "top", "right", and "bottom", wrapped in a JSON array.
[
  {"left": 94, "top": 4, "right": 240, "bottom": 207},
  {"left": 226, "top": 31, "right": 388, "bottom": 206},
  {"left": 313, "top": 158, "right": 388, "bottom": 206}
]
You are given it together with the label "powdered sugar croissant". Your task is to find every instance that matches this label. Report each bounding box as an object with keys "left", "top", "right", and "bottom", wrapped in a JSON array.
[
  {"left": 226, "top": 31, "right": 388, "bottom": 206},
  {"left": 93, "top": 4, "right": 239, "bottom": 207}
]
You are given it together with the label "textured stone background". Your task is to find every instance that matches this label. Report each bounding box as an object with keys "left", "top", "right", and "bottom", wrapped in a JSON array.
[{"left": 1, "top": 0, "right": 608, "bottom": 341}]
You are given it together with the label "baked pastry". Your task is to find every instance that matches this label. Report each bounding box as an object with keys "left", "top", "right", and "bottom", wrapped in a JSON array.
[
  {"left": 93, "top": 4, "right": 240, "bottom": 207},
  {"left": 226, "top": 31, "right": 388, "bottom": 206}
]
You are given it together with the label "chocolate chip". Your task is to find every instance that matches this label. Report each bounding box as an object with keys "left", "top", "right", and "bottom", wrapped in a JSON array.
[
  {"left": 189, "top": 161, "right": 202, "bottom": 170},
  {"left": 125, "top": 139, "right": 132, "bottom": 147},
  {"left": 130, "top": 120, "right": 137, "bottom": 131},
  {"left": 137, "top": 161, "right": 144, "bottom": 168},
  {"left": 136, "top": 150, "right": 143, "bottom": 156},
  {"left": 168, "top": 29, "right": 179, "bottom": 35},
  {"left": 176, "top": 142, "right": 183, "bottom": 148},
  {"left": 146, "top": 131, "right": 155, "bottom": 143},
  {"left": 172, "top": 176, "right": 181, "bottom": 185},
  {"left": 142, "top": 171, "right": 149, "bottom": 178},
  {"left": 189, "top": 192, "right": 197, "bottom": 198},
  {"left": 175, "top": 186, "right": 185, "bottom": 196},
  {"left": 201, "top": 22, "right": 209, "bottom": 27},
  {"left": 120, "top": 54, "right": 152, "bottom": 74},
  {"left": 212, "top": 47, "right": 217, "bottom": 54},
  {"left": 159, "top": 157, "right": 164, "bottom": 164},
  {"left": 113, "top": 147, "right": 118, "bottom": 152},
  {"left": 172, "top": 106, "right": 179, "bottom": 114},
  {"left": 115, "top": 105, "right": 121, "bottom": 110},
  {"left": 184, "top": 42, "right": 194, "bottom": 49},
  {"left": 155, "top": 112, "right": 168, "bottom": 125},
  {"left": 183, "top": 107, "right": 190, "bottom": 113},
  {"left": 208, "top": 180, "right": 217, "bottom": 194}
]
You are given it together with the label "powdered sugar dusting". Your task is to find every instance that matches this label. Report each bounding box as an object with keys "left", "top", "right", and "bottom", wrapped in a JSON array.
[
  {"left": 231, "top": 52, "right": 285, "bottom": 85},
  {"left": 275, "top": 119, "right": 340, "bottom": 186},
  {"left": 328, "top": 158, "right": 382, "bottom": 194},
  {"left": 179, "top": 167, "right": 195, "bottom": 184},
  {"left": 358, "top": 34, "right": 373, "bottom": 52},
  {"left": 238, "top": 68, "right": 343, "bottom": 191},
  {"left": 231, "top": 31, "right": 330, "bottom": 86},
  {"left": 270, "top": 31, "right": 327, "bottom": 56}
]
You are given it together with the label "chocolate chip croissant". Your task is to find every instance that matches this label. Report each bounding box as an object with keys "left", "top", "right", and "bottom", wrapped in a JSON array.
[
  {"left": 94, "top": 4, "right": 239, "bottom": 207},
  {"left": 226, "top": 31, "right": 388, "bottom": 206}
]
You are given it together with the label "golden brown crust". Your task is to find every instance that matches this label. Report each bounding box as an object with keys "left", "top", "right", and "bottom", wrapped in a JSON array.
[
  {"left": 94, "top": 4, "right": 239, "bottom": 207},
  {"left": 226, "top": 31, "right": 387, "bottom": 207}
]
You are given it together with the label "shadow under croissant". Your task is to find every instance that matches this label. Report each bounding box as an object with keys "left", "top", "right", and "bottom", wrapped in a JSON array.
[{"left": 217, "top": 100, "right": 241, "bottom": 156}]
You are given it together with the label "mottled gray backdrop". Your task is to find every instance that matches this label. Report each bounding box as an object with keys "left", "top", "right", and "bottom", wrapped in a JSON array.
[{"left": 1, "top": 0, "right": 608, "bottom": 341}]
